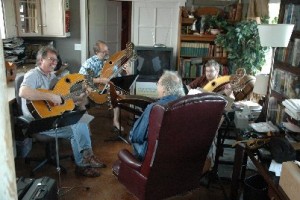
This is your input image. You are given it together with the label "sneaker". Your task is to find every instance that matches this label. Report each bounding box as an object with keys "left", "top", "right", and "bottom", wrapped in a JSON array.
[
  {"left": 75, "top": 166, "right": 100, "bottom": 177},
  {"left": 83, "top": 155, "right": 107, "bottom": 168}
]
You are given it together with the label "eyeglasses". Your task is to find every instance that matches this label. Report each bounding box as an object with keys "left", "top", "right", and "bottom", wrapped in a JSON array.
[
  {"left": 46, "top": 57, "right": 59, "bottom": 63},
  {"left": 99, "top": 50, "right": 109, "bottom": 54},
  {"left": 205, "top": 70, "right": 216, "bottom": 74}
]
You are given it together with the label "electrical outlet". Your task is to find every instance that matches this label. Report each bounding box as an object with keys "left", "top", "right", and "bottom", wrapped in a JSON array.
[{"left": 74, "top": 44, "right": 81, "bottom": 51}]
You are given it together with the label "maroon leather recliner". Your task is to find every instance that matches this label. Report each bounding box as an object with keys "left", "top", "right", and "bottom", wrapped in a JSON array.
[{"left": 113, "top": 93, "right": 227, "bottom": 200}]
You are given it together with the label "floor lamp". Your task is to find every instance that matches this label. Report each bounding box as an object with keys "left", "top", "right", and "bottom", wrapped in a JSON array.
[{"left": 257, "top": 24, "right": 294, "bottom": 122}]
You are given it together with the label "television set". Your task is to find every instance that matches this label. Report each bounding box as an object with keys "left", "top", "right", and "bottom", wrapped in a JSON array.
[{"left": 133, "top": 46, "right": 174, "bottom": 80}]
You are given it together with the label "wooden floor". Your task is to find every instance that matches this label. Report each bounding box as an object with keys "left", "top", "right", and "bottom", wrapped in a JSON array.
[{"left": 14, "top": 105, "right": 233, "bottom": 200}]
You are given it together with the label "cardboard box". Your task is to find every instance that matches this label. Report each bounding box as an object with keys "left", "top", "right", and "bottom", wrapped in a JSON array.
[{"left": 279, "top": 161, "right": 300, "bottom": 200}]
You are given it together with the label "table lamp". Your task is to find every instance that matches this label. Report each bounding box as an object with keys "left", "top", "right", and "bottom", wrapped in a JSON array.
[
  {"left": 252, "top": 74, "right": 269, "bottom": 102},
  {"left": 257, "top": 24, "right": 294, "bottom": 121}
]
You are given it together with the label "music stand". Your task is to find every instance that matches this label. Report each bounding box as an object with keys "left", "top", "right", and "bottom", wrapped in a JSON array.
[
  {"left": 25, "top": 110, "right": 90, "bottom": 197},
  {"left": 105, "top": 75, "right": 139, "bottom": 143},
  {"left": 111, "top": 74, "right": 138, "bottom": 92}
]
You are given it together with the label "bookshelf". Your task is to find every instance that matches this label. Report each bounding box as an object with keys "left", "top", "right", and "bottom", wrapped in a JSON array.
[
  {"left": 270, "top": 0, "right": 300, "bottom": 124},
  {"left": 177, "top": 6, "right": 229, "bottom": 83}
]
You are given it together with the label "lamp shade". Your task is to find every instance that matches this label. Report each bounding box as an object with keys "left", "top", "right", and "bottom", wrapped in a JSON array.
[
  {"left": 253, "top": 74, "right": 269, "bottom": 95},
  {"left": 258, "top": 24, "right": 294, "bottom": 47}
]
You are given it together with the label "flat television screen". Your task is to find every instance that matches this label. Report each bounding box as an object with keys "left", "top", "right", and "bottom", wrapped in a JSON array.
[{"left": 134, "top": 46, "right": 173, "bottom": 79}]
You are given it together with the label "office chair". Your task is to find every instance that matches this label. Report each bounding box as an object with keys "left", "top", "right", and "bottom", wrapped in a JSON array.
[{"left": 14, "top": 75, "right": 72, "bottom": 176}]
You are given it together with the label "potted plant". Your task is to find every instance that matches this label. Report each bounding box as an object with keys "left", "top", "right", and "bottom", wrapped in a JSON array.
[
  {"left": 215, "top": 20, "right": 267, "bottom": 75},
  {"left": 204, "top": 14, "right": 228, "bottom": 34}
]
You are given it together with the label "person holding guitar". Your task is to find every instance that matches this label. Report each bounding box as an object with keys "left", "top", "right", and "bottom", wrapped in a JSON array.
[
  {"left": 79, "top": 40, "right": 130, "bottom": 132},
  {"left": 187, "top": 59, "right": 235, "bottom": 99},
  {"left": 19, "top": 46, "right": 105, "bottom": 177}
]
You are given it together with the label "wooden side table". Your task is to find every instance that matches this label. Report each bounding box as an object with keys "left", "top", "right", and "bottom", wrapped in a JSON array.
[{"left": 230, "top": 143, "right": 289, "bottom": 200}]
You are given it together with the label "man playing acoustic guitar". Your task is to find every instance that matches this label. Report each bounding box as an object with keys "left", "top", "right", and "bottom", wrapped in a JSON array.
[
  {"left": 187, "top": 59, "right": 234, "bottom": 99},
  {"left": 19, "top": 46, "right": 105, "bottom": 177},
  {"left": 79, "top": 40, "right": 131, "bottom": 132}
]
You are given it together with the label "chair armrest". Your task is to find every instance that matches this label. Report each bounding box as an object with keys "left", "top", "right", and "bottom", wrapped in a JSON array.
[
  {"left": 15, "top": 115, "right": 32, "bottom": 128},
  {"left": 118, "top": 149, "right": 142, "bottom": 170}
]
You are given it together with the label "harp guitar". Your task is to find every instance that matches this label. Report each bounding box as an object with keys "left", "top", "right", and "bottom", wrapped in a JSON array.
[
  {"left": 203, "top": 68, "right": 255, "bottom": 101},
  {"left": 88, "top": 43, "right": 136, "bottom": 104},
  {"left": 27, "top": 73, "right": 86, "bottom": 119}
]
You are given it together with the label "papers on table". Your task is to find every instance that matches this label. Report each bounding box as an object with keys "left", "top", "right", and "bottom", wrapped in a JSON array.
[
  {"left": 269, "top": 160, "right": 282, "bottom": 176},
  {"left": 249, "top": 121, "right": 279, "bottom": 132}
]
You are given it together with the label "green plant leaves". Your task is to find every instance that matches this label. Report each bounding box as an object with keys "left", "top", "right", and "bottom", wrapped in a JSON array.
[{"left": 215, "top": 20, "right": 267, "bottom": 75}]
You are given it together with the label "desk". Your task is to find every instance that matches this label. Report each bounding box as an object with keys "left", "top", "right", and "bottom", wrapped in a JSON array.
[{"left": 230, "top": 144, "right": 289, "bottom": 200}]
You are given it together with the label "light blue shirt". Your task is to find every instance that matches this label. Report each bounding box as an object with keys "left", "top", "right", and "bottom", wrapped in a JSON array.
[{"left": 79, "top": 55, "right": 119, "bottom": 78}]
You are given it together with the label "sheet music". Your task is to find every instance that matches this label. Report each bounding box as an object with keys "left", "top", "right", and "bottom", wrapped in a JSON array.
[
  {"left": 249, "top": 121, "right": 279, "bottom": 132},
  {"left": 78, "top": 113, "right": 94, "bottom": 124},
  {"left": 269, "top": 160, "right": 282, "bottom": 176}
]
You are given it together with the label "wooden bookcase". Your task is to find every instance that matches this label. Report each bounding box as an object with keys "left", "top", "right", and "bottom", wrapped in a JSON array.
[
  {"left": 269, "top": 0, "right": 300, "bottom": 124},
  {"left": 177, "top": 6, "right": 229, "bottom": 83}
]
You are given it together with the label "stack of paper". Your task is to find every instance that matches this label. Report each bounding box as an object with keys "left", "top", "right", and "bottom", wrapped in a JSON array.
[{"left": 282, "top": 99, "right": 300, "bottom": 120}]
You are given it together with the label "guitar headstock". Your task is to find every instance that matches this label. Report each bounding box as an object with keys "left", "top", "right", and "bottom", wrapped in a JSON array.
[
  {"left": 125, "top": 42, "right": 136, "bottom": 62},
  {"left": 230, "top": 68, "right": 246, "bottom": 92}
]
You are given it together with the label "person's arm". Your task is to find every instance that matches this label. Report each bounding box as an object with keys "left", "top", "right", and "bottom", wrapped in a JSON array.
[
  {"left": 188, "top": 76, "right": 206, "bottom": 89},
  {"left": 19, "top": 85, "right": 62, "bottom": 105},
  {"left": 93, "top": 77, "right": 109, "bottom": 84},
  {"left": 223, "top": 83, "right": 235, "bottom": 99},
  {"left": 129, "top": 104, "right": 153, "bottom": 143}
]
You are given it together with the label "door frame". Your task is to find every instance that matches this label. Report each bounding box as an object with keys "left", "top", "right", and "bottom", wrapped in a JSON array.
[{"left": 80, "top": 0, "right": 131, "bottom": 63}]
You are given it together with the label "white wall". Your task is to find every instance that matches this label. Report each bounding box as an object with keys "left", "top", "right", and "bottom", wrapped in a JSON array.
[{"left": 131, "top": 0, "right": 186, "bottom": 67}]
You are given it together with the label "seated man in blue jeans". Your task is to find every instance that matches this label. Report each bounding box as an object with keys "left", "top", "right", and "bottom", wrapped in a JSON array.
[
  {"left": 129, "top": 70, "right": 186, "bottom": 161},
  {"left": 19, "top": 46, "right": 105, "bottom": 177}
]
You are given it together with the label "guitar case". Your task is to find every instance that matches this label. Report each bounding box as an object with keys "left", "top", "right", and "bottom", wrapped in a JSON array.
[
  {"left": 21, "top": 177, "right": 57, "bottom": 200},
  {"left": 16, "top": 177, "right": 35, "bottom": 199}
]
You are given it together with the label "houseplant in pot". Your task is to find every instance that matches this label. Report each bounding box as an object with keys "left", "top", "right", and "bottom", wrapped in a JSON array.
[
  {"left": 204, "top": 14, "right": 228, "bottom": 35},
  {"left": 215, "top": 20, "right": 267, "bottom": 75}
]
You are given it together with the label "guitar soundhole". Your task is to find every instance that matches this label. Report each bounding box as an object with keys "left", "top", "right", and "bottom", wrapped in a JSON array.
[
  {"left": 65, "top": 78, "right": 71, "bottom": 84},
  {"left": 211, "top": 81, "right": 216, "bottom": 86},
  {"left": 109, "top": 61, "right": 113, "bottom": 65}
]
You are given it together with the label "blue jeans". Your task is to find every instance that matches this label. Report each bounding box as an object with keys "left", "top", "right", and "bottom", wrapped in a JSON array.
[{"left": 41, "top": 122, "right": 92, "bottom": 166}]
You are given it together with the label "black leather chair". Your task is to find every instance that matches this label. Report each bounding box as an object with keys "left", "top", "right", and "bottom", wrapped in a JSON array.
[{"left": 14, "top": 75, "right": 71, "bottom": 176}]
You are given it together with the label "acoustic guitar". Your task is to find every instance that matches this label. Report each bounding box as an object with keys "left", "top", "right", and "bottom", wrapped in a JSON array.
[
  {"left": 88, "top": 42, "right": 136, "bottom": 104},
  {"left": 27, "top": 73, "right": 86, "bottom": 119},
  {"left": 203, "top": 68, "right": 255, "bottom": 101}
]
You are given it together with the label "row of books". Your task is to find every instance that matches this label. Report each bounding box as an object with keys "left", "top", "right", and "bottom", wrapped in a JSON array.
[
  {"left": 180, "top": 58, "right": 229, "bottom": 78},
  {"left": 180, "top": 42, "right": 227, "bottom": 58},
  {"left": 275, "top": 38, "right": 300, "bottom": 67},
  {"left": 272, "top": 69, "right": 300, "bottom": 99},
  {"left": 283, "top": 3, "right": 300, "bottom": 31},
  {"left": 268, "top": 99, "right": 299, "bottom": 126}
]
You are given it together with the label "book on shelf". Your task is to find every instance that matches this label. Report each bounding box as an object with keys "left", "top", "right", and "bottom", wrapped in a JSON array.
[
  {"left": 180, "top": 42, "right": 209, "bottom": 57},
  {"left": 276, "top": 104, "right": 285, "bottom": 124},
  {"left": 283, "top": 4, "right": 300, "bottom": 31},
  {"left": 290, "top": 38, "right": 300, "bottom": 67},
  {"left": 272, "top": 69, "right": 286, "bottom": 94},
  {"left": 284, "top": 72, "right": 300, "bottom": 99}
]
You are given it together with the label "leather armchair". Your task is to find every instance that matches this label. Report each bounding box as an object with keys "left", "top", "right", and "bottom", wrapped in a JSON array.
[{"left": 113, "top": 93, "right": 227, "bottom": 200}]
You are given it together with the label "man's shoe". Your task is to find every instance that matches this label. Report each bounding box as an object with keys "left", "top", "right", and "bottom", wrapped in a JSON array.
[
  {"left": 83, "top": 155, "right": 107, "bottom": 168},
  {"left": 75, "top": 166, "right": 100, "bottom": 177}
]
